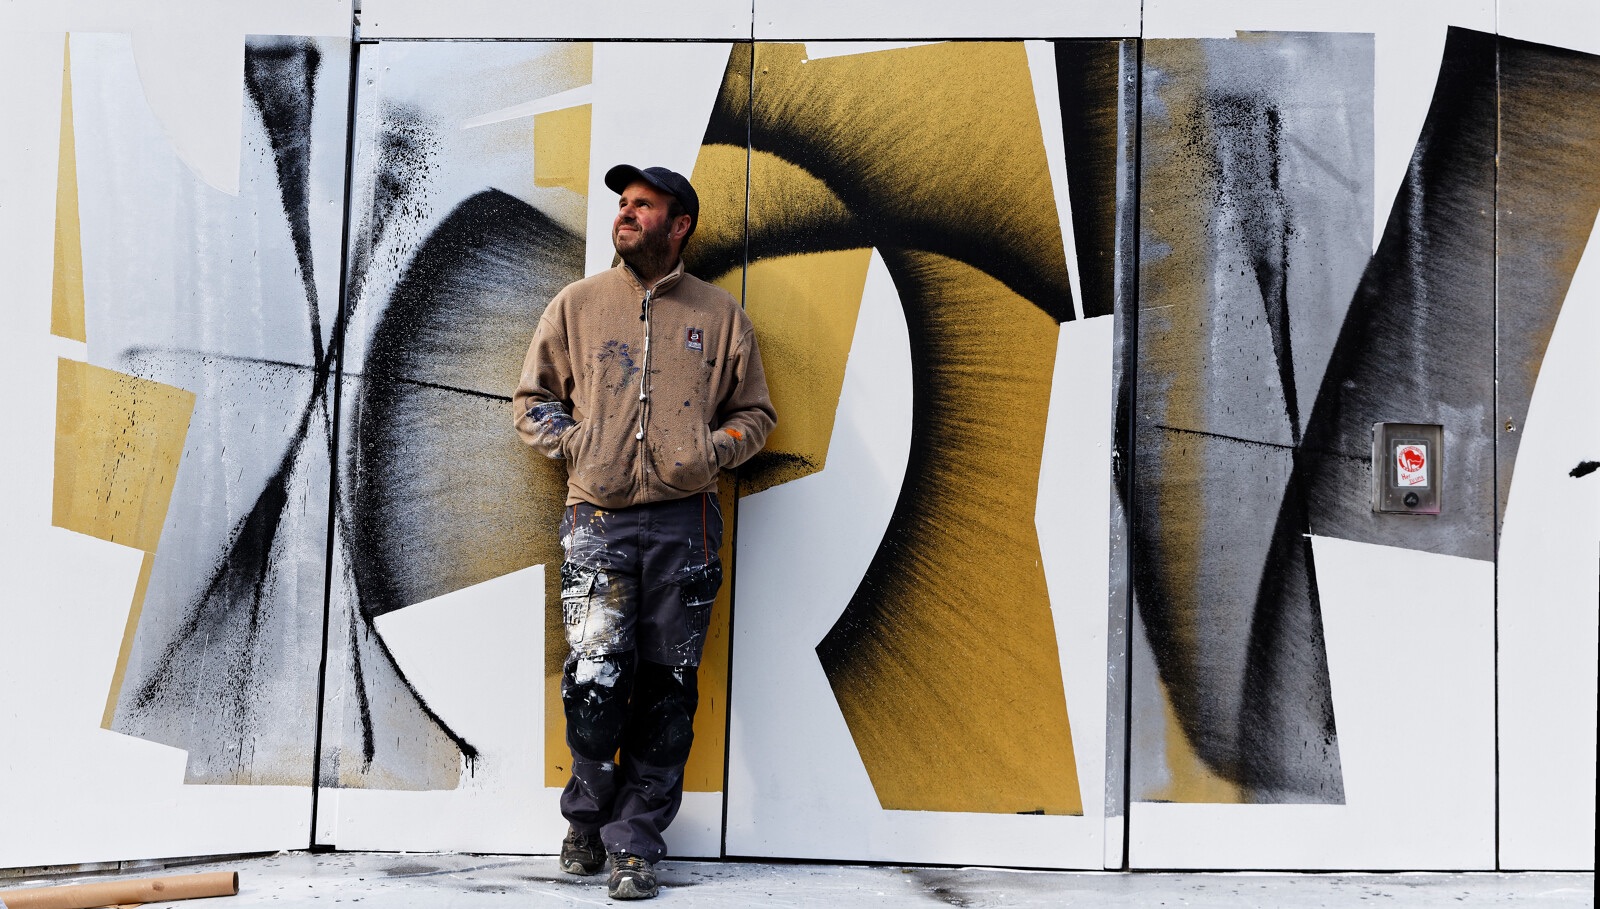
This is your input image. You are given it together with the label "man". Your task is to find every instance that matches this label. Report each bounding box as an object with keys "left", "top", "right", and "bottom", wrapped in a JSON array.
[{"left": 512, "top": 164, "right": 775, "bottom": 900}]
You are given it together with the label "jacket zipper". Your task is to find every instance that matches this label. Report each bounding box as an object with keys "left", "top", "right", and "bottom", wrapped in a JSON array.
[
  {"left": 626, "top": 263, "right": 675, "bottom": 497},
  {"left": 636, "top": 280, "right": 654, "bottom": 495}
]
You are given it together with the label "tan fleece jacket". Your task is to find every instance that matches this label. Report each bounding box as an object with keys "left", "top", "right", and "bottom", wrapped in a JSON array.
[{"left": 513, "top": 261, "right": 776, "bottom": 508}]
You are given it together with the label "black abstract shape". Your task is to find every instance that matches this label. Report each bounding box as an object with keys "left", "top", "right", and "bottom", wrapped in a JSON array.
[
  {"left": 115, "top": 38, "right": 488, "bottom": 788},
  {"left": 125, "top": 415, "right": 306, "bottom": 780},
  {"left": 1131, "top": 32, "right": 1375, "bottom": 802},
  {"left": 245, "top": 36, "right": 325, "bottom": 367},
  {"left": 689, "top": 44, "right": 1075, "bottom": 324},
  {"left": 1571, "top": 461, "right": 1600, "bottom": 479},
  {"left": 1210, "top": 96, "right": 1300, "bottom": 442},
  {"left": 1292, "top": 27, "right": 1500, "bottom": 561},
  {"left": 346, "top": 188, "right": 583, "bottom": 620},
  {"left": 1130, "top": 27, "right": 1600, "bottom": 804},
  {"left": 1055, "top": 39, "right": 1127, "bottom": 319}
]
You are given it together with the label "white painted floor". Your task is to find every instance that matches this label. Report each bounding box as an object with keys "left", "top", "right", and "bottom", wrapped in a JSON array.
[{"left": 2, "top": 852, "right": 1592, "bottom": 908}]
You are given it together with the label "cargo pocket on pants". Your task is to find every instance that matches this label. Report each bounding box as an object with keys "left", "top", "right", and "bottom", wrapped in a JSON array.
[
  {"left": 560, "top": 562, "right": 604, "bottom": 654},
  {"left": 679, "top": 560, "right": 723, "bottom": 656}
]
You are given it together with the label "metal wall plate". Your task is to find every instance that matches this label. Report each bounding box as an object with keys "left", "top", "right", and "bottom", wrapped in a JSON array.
[{"left": 1372, "top": 422, "right": 1443, "bottom": 514}]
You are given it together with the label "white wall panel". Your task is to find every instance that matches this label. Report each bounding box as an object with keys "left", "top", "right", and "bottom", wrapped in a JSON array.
[
  {"left": 1494, "top": 0, "right": 1600, "bottom": 870},
  {"left": 1495, "top": 168, "right": 1600, "bottom": 873},
  {"left": 754, "top": 0, "right": 1139, "bottom": 40},
  {"left": 321, "top": 567, "right": 554, "bottom": 853},
  {"left": 360, "top": 0, "right": 748, "bottom": 39},
  {"left": 1131, "top": 540, "right": 1496, "bottom": 869}
]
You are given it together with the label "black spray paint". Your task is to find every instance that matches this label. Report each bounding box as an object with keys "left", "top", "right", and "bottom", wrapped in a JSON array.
[
  {"left": 1130, "top": 33, "right": 1375, "bottom": 802},
  {"left": 1055, "top": 39, "right": 1126, "bottom": 319},
  {"left": 1129, "top": 28, "right": 1600, "bottom": 804},
  {"left": 244, "top": 37, "right": 325, "bottom": 367},
  {"left": 345, "top": 103, "right": 438, "bottom": 325},
  {"left": 349, "top": 188, "right": 583, "bottom": 619}
]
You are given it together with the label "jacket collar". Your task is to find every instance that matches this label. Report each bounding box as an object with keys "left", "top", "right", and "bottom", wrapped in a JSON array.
[{"left": 621, "top": 259, "right": 685, "bottom": 295}]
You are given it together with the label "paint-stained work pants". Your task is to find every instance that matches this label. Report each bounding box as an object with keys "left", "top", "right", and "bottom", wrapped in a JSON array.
[{"left": 556, "top": 493, "right": 723, "bottom": 862}]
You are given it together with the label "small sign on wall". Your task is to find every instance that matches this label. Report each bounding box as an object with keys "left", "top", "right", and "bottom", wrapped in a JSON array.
[{"left": 1373, "top": 423, "right": 1443, "bottom": 514}]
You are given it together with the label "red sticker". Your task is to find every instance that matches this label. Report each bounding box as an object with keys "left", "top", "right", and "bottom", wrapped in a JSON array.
[{"left": 1396, "top": 444, "right": 1429, "bottom": 487}]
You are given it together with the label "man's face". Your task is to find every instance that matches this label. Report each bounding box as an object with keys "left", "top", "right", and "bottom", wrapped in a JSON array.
[{"left": 612, "top": 180, "right": 688, "bottom": 264}]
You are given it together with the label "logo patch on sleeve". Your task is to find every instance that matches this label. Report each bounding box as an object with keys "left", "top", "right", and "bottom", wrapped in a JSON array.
[{"left": 686, "top": 327, "right": 704, "bottom": 351}]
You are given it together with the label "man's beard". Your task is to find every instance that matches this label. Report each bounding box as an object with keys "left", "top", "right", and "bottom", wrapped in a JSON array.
[{"left": 614, "top": 218, "right": 676, "bottom": 280}]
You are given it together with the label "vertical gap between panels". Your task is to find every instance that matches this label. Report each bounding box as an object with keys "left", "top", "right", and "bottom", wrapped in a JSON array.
[
  {"left": 1120, "top": 26, "right": 1145, "bottom": 873},
  {"left": 1490, "top": 22, "right": 1503, "bottom": 871},
  {"left": 308, "top": 26, "right": 366, "bottom": 852},
  {"left": 719, "top": 34, "right": 757, "bottom": 859}
]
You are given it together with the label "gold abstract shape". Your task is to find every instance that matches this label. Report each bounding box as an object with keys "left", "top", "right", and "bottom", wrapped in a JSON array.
[
  {"left": 681, "top": 471, "right": 739, "bottom": 791},
  {"left": 688, "top": 42, "right": 1082, "bottom": 814},
  {"left": 534, "top": 105, "right": 591, "bottom": 196},
  {"left": 821, "top": 250, "right": 1082, "bottom": 815},
  {"left": 686, "top": 142, "right": 753, "bottom": 282},
  {"left": 746, "top": 42, "right": 1073, "bottom": 311},
  {"left": 52, "top": 359, "right": 195, "bottom": 552},
  {"left": 1146, "top": 679, "right": 1245, "bottom": 804},
  {"left": 53, "top": 35, "right": 86, "bottom": 342},
  {"left": 690, "top": 144, "right": 873, "bottom": 494},
  {"left": 102, "top": 552, "right": 155, "bottom": 728},
  {"left": 736, "top": 249, "right": 872, "bottom": 493}
]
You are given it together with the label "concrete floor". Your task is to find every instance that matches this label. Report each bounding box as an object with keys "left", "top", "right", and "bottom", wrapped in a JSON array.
[{"left": 1, "top": 852, "right": 1592, "bottom": 908}]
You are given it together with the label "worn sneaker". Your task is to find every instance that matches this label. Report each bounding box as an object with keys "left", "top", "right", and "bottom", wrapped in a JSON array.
[
  {"left": 559, "top": 827, "right": 604, "bottom": 876},
  {"left": 607, "top": 852, "right": 658, "bottom": 900}
]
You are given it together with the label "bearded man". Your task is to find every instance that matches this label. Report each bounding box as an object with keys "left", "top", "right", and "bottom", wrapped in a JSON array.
[{"left": 513, "top": 164, "right": 775, "bottom": 900}]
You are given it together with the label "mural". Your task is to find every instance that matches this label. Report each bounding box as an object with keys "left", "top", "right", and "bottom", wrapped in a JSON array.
[
  {"left": 6, "top": 3, "right": 1596, "bottom": 873},
  {"left": 63, "top": 34, "right": 348, "bottom": 788},
  {"left": 319, "top": 42, "right": 742, "bottom": 851},
  {"left": 1131, "top": 31, "right": 1376, "bottom": 804},
  {"left": 720, "top": 38, "right": 1131, "bottom": 867},
  {"left": 1128, "top": 21, "right": 1600, "bottom": 846},
  {"left": 321, "top": 40, "right": 591, "bottom": 792},
  {"left": 692, "top": 40, "right": 1089, "bottom": 817}
]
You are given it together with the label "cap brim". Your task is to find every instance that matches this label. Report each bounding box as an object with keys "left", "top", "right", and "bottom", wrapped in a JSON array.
[{"left": 605, "top": 164, "right": 652, "bottom": 196}]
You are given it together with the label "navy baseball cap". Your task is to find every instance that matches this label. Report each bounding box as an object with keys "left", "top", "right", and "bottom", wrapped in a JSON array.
[{"left": 604, "top": 164, "right": 699, "bottom": 233}]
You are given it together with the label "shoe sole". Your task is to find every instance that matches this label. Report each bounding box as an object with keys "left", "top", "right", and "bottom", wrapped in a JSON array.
[{"left": 560, "top": 859, "right": 602, "bottom": 876}]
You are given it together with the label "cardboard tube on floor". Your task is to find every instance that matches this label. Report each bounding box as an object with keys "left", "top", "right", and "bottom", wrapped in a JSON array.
[{"left": 0, "top": 871, "right": 238, "bottom": 909}]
